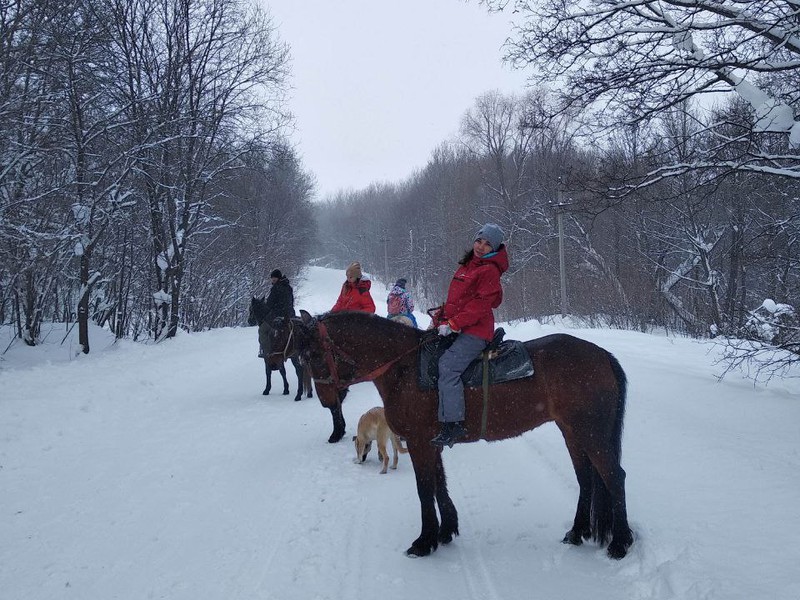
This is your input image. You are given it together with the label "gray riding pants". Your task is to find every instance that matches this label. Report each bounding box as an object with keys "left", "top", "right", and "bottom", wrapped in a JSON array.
[{"left": 437, "top": 332, "right": 487, "bottom": 423}]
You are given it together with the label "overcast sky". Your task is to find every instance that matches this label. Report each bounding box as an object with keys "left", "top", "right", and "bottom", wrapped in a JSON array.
[{"left": 263, "top": 0, "right": 529, "bottom": 200}]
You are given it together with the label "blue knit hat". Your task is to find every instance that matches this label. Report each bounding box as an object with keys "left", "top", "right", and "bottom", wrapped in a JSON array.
[{"left": 475, "top": 223, "right": 504, "bottom": 251}]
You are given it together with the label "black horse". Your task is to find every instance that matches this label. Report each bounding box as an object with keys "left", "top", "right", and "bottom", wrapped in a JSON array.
[{"left": 248, "top": 296, "right": 312, "bottom": 402}]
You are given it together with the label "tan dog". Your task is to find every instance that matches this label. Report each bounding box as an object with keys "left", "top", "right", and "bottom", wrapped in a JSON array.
[{"left": 353, "top": 406, "right": 407, "bottom": 474}]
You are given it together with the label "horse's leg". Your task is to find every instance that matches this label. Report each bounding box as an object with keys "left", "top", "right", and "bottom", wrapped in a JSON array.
[
  {"left": 304, "top": 365, "right": 313, "bottom": 398},
  {"left": 327, "top": 391, "right": 347, "bottom": 443},
  {"left": 290, "top": 356, "right": 303, "bottom": 402},
  {"left": 298, "top": 360, "right": 314, "bottom": 398},
  {"left": 406, "top": 441, "right": 441, "bottom": 557},
  {"left": 564, "top": 424, "right": 633, "bottom": 559},
  {"left": 262, "top": 359, "right": 271, "bottom": 396},
  {"left": 278, "top": 364, "right": 290, "bottom": 395},
  {"left": 587, "top": 449, "right": 633, "bottom": 559},
  {"left": 559, "top": 432, "right": 593, "bottom": 546},
  {"left": 434, "top": 450, "right": 459, "bottom": 544}
]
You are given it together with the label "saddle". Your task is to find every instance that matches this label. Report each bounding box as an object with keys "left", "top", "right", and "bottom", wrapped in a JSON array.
[{"left": 417, "top": 328, "right": 535, "bottom": 391}]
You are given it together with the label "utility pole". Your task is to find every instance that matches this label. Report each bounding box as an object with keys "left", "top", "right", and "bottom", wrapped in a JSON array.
[
  {"left": 383, "top": 231, "right": 389, "bottom": 279},
  {"left": 409, "top": 229, "right": 414, "bottom": 284},
  {"left": 557, "top": 185, "right": 568, "bottom": 317}
]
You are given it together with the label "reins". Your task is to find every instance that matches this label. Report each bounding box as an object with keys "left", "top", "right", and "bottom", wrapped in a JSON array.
[
  {"left": 312, "top": 319, "right": 422, "bottom": 390},
  {"left": 268, "top": 318, "right": 295, "bottom": 362}
]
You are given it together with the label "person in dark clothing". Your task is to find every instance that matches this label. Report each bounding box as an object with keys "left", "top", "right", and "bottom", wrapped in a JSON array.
[
  {"left": 258, "top": 269, "right": 296, "bottom": 358},
  {"left": 430, "top": 223, "right": 508, "bottom": 448},
  {"left": 264, "top": 269, "right": 295, "bottom": 321}
]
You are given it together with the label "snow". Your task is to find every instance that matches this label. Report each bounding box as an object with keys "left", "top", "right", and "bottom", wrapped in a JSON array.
[{"left": 2, "top": 266, "right": 799, "bottom": 600}]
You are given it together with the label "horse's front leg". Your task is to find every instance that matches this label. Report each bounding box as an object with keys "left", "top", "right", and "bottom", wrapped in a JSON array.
[
  {"left": 278, "top": 364, "right": 290, "bottom": 395},
  {"left": 327, "top": 392, "right": 347, "bottom": 443},
  {"left": 262, "top": 359, "right": 272, "bottom": 396},
  {"left": 434, "top": 450, "right": 459, "bottom": 544},
  {"left": 303, "top": 366, "right": 313, "bottom": 398},
  {"left": 406, "top": 441, "right": 441, "bottom": 557}
]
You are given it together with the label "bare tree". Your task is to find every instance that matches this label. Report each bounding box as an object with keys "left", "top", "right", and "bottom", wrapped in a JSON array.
[
  {"left": 486, "top": 0, "right": 800, "bottom": 182},
  {"left": 107, "top": 0, "right": 290, "bottom": 339}
]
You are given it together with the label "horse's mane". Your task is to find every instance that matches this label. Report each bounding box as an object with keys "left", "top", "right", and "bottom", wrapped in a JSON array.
[{"left": 319, "top": 311, "right": 424, "bottom": 344}]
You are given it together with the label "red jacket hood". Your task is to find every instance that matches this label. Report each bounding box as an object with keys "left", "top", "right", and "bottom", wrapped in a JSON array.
[{"left": 472, "top": 245, "right": 509, "bottom": 275}]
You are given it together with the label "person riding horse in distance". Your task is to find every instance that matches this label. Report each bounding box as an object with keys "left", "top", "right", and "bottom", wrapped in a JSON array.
[{"left": 258, "top": 269, "right": 295, "bottom": 358}]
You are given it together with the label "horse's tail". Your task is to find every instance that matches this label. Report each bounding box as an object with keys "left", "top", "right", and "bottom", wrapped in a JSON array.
[{"left": 590, "top": 350, "right": 627, "bottom": 545}]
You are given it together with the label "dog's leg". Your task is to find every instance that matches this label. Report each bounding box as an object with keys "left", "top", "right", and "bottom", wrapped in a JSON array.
[
  {"left": 377, "top": 438, "right": 389, "bottom": 474},
  {"left": 390, "top": 434, "right": 399, "bottom": 470}
]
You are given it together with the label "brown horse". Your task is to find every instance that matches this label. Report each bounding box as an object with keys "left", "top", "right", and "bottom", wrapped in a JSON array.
[{"left": 292, "top": 309, "right": 634, "bottom": 559}]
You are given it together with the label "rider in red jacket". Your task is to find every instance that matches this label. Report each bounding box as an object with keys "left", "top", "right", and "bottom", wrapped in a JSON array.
[
  {"left": 431, "top": 223, "right": 508, "bottom": 448},
  {"left": 331, "top": 262, "right": 376, "bottom": 313},
  {"left": 433, "top": 239, "right": 508, "bottom": 341}
]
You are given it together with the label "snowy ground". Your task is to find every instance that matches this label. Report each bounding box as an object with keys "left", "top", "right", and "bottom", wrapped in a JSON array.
[{"left": 1, "top": 266, "right": 799, "bottom": 600}]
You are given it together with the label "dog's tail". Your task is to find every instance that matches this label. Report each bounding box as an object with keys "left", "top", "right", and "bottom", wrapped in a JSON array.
[{"left": 396, "top": 436, "right": 409, "bottom": 454}]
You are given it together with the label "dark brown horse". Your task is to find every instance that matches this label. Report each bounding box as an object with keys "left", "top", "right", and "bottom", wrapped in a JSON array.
[
  {"left": 248, "top": 297, "right": 312, "bottom": 402},
  {"left": 292, "top": 310, "right": 634, "bottom": 559}
]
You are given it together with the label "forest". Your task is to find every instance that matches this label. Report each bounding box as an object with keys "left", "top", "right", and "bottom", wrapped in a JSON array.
[{"left": 1, "top": 0, "right": 798, "bottom": 377}]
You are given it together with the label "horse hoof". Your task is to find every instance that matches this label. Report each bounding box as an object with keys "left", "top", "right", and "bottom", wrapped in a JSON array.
[
  {"left": 294, "top": 396, "right": 302, "bottom": 402},
  {"left": 328, "top": 432, "right": 344, "bottom": 443},
  {"left": 562, "top": 529, "right": 585, "bottom": 546},
  {"left": 262, "top": 390, "right": 269, "bottom": 396},
  {"left": 405, "top": 544, "right": 432, "bottom": 557},
  {"left": 607, "top": 541, "right": 629, "bottom": 560},
  {"left": 607, "top": 533, "right": 633, "bottom": 559},
  {"left": 282, "top": 390, "right": 289, "bottom": 396},
  {"left": 307, "top": 392, "right": 313, "bottom": 398}
]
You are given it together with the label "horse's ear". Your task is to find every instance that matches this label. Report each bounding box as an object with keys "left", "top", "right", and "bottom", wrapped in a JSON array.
[{"left": 300, "top": 309, "right": 313, "bottom": 324}]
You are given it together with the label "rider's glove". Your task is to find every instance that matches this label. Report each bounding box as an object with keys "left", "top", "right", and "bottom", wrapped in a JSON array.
[{"left": 438, "top": 322, "right": 454, "bottom": 336}]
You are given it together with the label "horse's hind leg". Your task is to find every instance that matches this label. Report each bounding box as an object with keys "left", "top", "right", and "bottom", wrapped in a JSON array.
[
  {"left": 560, "top": 435, "right": 593, "bottom": 545},
  {"left": 589, "top": 450, "right": 633, "bottom": 559},
  {"left": 563, "top": 426, "right": 633, "bottom": 559},
  {"left": 262, "top": 360, "right": 271, "bottom": 396},
  {"left": 278, "top": 365, "right": 290, "bottom": 395},
  {"left": 434, "top": 450, "right": 459, "bottom": 544},
  {"left": 406, "top": 442, "right": 442, "bottom": 556},
  {"left": 290, "top": 356, "right": 304, "bottom": 402}
]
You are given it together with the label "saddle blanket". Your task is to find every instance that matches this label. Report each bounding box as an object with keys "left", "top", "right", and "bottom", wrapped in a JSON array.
[{"left": 417, "top": 335, "right": 535, "bottom": 391}]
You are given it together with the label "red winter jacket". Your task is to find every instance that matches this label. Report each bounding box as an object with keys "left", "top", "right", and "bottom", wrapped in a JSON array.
[
  {"left": 434, "top": 245, "right": 509, "bottom": 341},
  {"left": 331, "top": 278, "right": 376, "bottom": 313}
]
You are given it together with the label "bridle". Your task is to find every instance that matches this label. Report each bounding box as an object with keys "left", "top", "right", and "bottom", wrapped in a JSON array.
[{"left": 310, "top": 319, "right": 422, "bottom": 390}]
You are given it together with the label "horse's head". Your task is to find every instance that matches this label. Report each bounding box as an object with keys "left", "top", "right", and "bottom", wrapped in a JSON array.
[
  {"left": 294, "top": 309, "right": 423, "bottom": 412},
  {"left": 291, "top": 310, "right": 352, "bottom": 410},
  {"left": 248, "top": 296, "right": 267, "bottom": 326}
]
